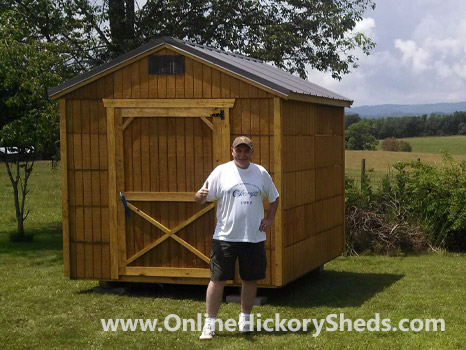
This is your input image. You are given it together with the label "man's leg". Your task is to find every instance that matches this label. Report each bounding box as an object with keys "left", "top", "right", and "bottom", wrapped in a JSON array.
[
  {"left": 240, "top": 280, "right": 258, "bottom": 314},
  {"left": 238, "top": 241, "right": 266, "bottom": 333},
  {"left": 200, "top": 280, "right": 226, "bottom": 340},
  {"left": 201, "top": 240, "right": 235, "bottom": 340},
  {"left": 206, "top": 280, "right": 227, "bottom": 316}
]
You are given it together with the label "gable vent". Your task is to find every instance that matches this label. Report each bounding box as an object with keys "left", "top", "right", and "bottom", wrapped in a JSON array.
[{"left": 149, "top": 55, "right": 185, "bottom": 75}]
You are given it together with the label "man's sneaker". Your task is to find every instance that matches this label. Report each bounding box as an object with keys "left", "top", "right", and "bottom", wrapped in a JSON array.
[
  {"left": 239, "top": 317, "right": 252, "bottom": 333},
  {"left": 199, "top": 322, "right": 215, "bottom": 340}
]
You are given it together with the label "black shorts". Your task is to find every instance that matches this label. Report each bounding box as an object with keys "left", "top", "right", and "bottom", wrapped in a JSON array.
[{"left": 209, "top": 239, "right": 267, "bottom": 281}]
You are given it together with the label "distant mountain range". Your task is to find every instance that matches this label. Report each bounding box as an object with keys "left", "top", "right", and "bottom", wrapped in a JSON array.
[{"left": 346, "top": 101, "right": 466, "bottom": 118}]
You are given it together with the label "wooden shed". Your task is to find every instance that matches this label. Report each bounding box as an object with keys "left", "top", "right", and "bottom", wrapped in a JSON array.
[{"left": 49, "top": 37, "right": 352, "bottom": 288}]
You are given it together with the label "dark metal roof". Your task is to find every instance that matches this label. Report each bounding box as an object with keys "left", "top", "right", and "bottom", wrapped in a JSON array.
[{"left": 49, "top": 36, "right": 352, "bottom": 104}]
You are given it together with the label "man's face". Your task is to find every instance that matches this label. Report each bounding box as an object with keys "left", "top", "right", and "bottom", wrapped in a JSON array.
[{"left": 231, "top": 144, "right": 253, "bottom": 169}]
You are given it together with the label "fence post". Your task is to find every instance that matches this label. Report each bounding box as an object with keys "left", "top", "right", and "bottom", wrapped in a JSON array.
[{"left": 361, "top": 158, "right": 366, "bottom": 190}]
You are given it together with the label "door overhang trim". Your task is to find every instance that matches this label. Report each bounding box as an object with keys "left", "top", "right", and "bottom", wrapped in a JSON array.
[{"left": 103, "top": 98, "right": 235, "bottom": 108}]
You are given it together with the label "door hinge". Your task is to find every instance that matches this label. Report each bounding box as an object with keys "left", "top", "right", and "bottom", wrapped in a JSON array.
[{"left": 211, "top": 110, "right": 225, "bottom": 120}]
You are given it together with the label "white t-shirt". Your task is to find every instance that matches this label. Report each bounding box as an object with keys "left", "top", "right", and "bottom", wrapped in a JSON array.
[{"left": 202, "top": 161, "right": 279, "bottom": 243}]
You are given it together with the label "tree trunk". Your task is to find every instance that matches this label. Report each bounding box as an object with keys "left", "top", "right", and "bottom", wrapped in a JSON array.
[
  {"left": 12, "top": 173, "right": 25, "bottom": 238},
  {"left": 108, "top": 0, "right": 135, "bottom": 55},
  {"left": 4, "top": 156, "right": 33, "bottom": 241},
  {"left": 125, "top": 0, "right": 135, "bottom": 42}
]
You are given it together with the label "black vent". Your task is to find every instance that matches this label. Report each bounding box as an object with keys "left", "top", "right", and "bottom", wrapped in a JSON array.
[{"left": 149, "top": 55, "right": 185, "bottom": 75}]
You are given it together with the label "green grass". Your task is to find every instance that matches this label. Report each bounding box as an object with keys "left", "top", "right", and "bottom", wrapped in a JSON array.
[
  {"left": 347, "top": 136, "right": 466, "bottom": 184},
  {"left": 1, "top": 160, "right": 466, "bottom": 349},
  {"left": 375, "top": 135, "right": 466, "bottom": 155},
  {"left": 1, "top": 231, "right": 465, "bottom": 349}
]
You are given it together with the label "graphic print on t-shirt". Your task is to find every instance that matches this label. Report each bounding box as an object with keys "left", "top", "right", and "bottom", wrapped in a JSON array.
[{"left": 228, "top": 183, "right": 262, "bottom": 205}]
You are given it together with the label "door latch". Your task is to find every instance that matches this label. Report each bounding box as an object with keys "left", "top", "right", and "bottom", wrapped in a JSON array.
[{"left": 120, "top": 192, "right": 130, "bottom": 218}]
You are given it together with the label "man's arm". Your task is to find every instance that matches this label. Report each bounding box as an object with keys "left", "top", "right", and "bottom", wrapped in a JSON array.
[{"left": 259, "top": 197, "right": 279, "bottom": 232}]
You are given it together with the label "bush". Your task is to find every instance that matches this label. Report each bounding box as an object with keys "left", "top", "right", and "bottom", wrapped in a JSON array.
[
  {"left": 392, "top": 154, "right": 466, "bottom": 251},
  {"left": 344, "top": 174, "right": 428, "bottom": 255},
  {"left": 346, "top": 203, "right": 428, "bottom": 255},
  {"left": 397, "top": 140, "right": 412, "bottom": 152},
  {"left": 381, "top": 138, "right": 412, "bottom": 152},
  {"left": 345, "top": 155, "right": 466, "bottom": 254}
]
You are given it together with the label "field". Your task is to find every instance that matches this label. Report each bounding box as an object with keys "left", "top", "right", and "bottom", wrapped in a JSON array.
[
  {"left": 375, "top": 135, "right": 466, "bottom": 155},
  {"left": 1, "top": 136, "right": 466, "bottom": 349},
  {"left": 347, "top": 136, "right": 466, "bottom": 184}
]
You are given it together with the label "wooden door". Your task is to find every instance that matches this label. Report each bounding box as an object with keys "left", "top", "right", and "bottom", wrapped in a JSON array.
[{"left": 104, "top": 99, "right": 234, "bottom": 279}]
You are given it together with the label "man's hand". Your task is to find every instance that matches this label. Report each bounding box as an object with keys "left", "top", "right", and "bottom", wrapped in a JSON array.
[
  {"left": 259, "top": 198, "right": 279, "bottom": 231},
  {"left": 259, "top": 217, "right": 273, "bottom": 232},
  {"left": 194, "top": 181, "right": 209, "bottom": 205}
]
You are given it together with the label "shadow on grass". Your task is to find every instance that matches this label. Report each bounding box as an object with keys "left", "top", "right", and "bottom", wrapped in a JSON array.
[
  {"left": 261, "top": 270, "right": 404, "bottom": 308},
  {"left": 0, "top": 221, "right": 63, "bottom": 256},
  {"left": 79, "top": 282, "right": 208, "bottom": 302},
  {"left": 80, "top": 269, "right": 403, "bottom": 309}
]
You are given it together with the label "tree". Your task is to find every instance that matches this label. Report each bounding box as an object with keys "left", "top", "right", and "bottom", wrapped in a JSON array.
[
  {"left": 345, "top": 120, "right": 378, "bottom": 150},
  {"left": 345, "top": 113, "right": 361, "bottom": 129},
  {"left": 5, "top": 0, "right": 376, "bottom": 80},
  {"left": 0, "top": 17, "right": 65, "bottom": 240},
  {"left": 458, "top": 122, "right": 466, "bottom": 135}
]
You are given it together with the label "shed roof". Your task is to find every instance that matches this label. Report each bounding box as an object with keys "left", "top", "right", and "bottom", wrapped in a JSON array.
[{"left": 49, "top": 36, "right": 352, "bottom": 106}]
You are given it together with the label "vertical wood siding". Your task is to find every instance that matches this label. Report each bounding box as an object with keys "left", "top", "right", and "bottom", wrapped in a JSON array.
[
  {"left": 281, "top": 101, "right": 345, "bottom": 285},
  {"left": 66, "top": 99, "right": 110, "bottom": 279}
]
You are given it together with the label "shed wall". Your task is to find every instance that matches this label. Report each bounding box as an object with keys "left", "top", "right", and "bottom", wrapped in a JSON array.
[
  {"left": 281, "top": 101, "right": 345, "bottom": 285},
  {"left": 62, "top": 47, "right": 278, "bottom": 286}
]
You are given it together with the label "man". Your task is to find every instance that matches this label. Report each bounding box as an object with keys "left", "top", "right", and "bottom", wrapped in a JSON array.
[{"left": 194, "top": 136, "right": 279, "bottom": 340}]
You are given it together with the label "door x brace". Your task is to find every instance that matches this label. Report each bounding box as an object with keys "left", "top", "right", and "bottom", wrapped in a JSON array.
[{"left": 123, "top": 200, "right": 215, "bottom": 265}]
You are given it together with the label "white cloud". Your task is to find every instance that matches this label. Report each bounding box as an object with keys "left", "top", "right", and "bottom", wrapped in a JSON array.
[
  {"left": 354, "top": 17, "right": 376, "bottom": 39},
  {"left": 427, "top": 38, "right": 462, "bottom": 57},
  {"left": 453, "top": 63, "right": 466, "bottom": 80},
  {"left": 394, "top": 39, "right": 431, "bottom": 72}
]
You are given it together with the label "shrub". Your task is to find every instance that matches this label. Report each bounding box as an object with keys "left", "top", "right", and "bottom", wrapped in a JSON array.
[
  {"left": 344, "top": 174, "right": 428, "bottom": 255},
  {"left": 392, "top": 154, "right": 466, "bottom": 251},
  {"left": 397, "top": 140, "right": 412, "bottom": 152},
  {"left": 346, "top": 201, "right": 428, "bottom": 255},
  {"left": 381, "top": 137, "right": 412, "bottom": 152},
  {"left": 345, "top": 155, "right": 466, "bottom": 254},
  {"left": 381, "top": 137, "right": 397, "bottom": 151}
]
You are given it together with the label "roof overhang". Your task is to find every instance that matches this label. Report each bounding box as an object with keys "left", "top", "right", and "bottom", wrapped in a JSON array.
[
  {"left": 49, "top": 37, "right": 353, "bottom": 107},
  {"left": 287, "top": 92, "right": 353, "bottom": 107}
]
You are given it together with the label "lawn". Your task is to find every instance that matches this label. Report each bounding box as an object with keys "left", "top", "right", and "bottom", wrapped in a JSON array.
[
  {"left": 1, "top": 161, "right": 465, "bottom": 349},
  {"left": 1, "top": 231, "right": 465, "bottom": 349}
]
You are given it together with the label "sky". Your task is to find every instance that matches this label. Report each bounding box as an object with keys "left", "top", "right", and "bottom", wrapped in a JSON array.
[
  {"left": 308, "top": 0, "right": 466, "bottom": 106},
  {"left": 133, "top": 0, "right": 466, "bottom": 106}
]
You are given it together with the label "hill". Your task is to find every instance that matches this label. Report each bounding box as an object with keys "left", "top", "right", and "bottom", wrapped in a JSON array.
[{"left": 346, "top": 101, "right": 466, "bottom": 118}]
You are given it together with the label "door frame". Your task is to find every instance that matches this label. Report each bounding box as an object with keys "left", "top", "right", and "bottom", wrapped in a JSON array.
[{"left": 104, "top": 98, "right": 234, "bottom": 279}]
